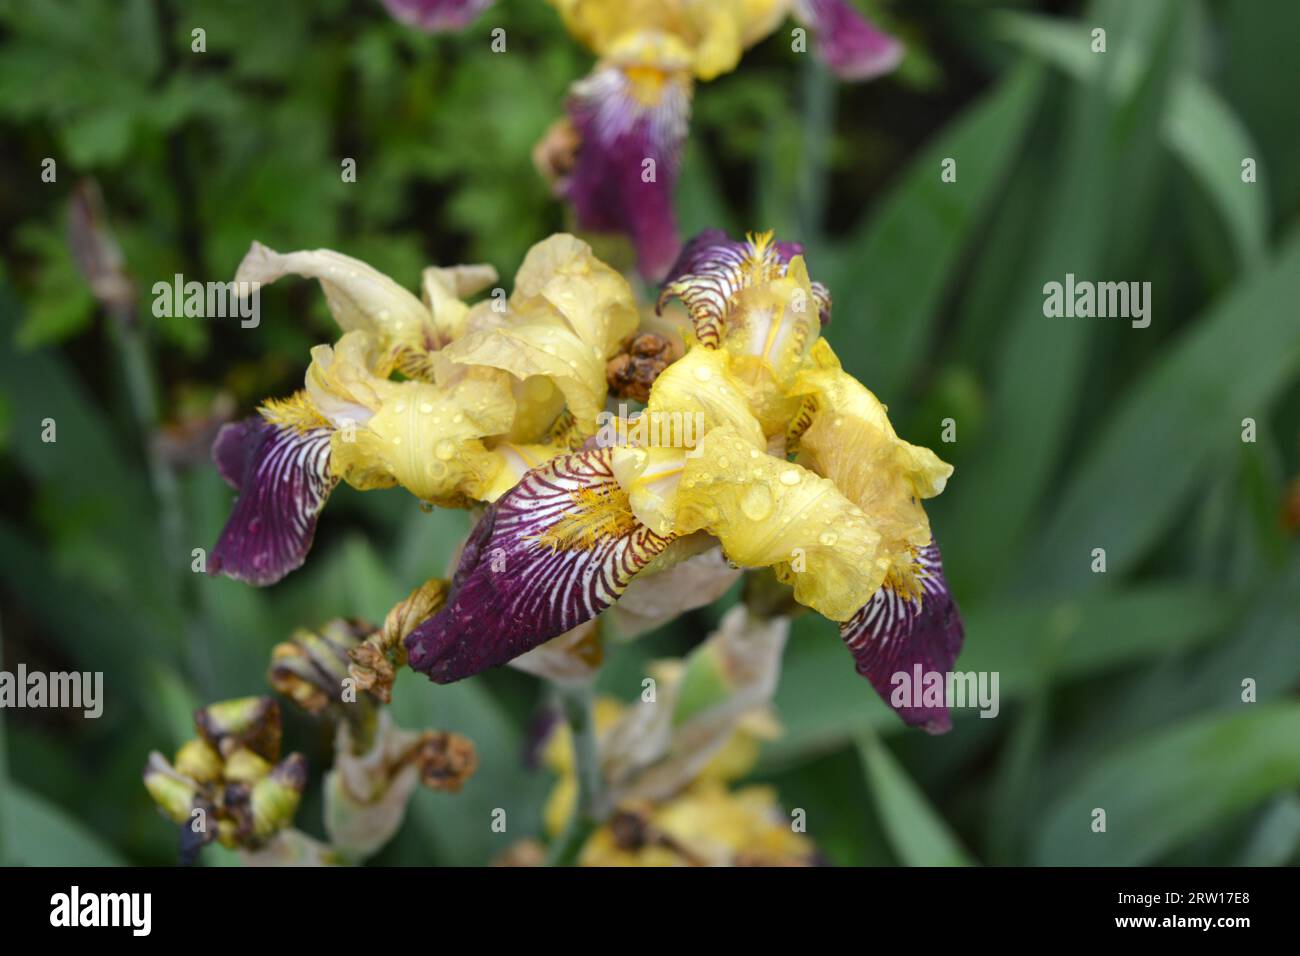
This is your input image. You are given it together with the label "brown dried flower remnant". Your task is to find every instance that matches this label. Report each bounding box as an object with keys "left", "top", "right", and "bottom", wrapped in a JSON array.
[
  {"left": 411, "top": 729, "right": 479, "bottom": 793},
  {"left": 349, "top": 579, "right": 448, "bottom": 703},
  {"left": 606, "top": 332, "right": 684, "bottom": 404}
]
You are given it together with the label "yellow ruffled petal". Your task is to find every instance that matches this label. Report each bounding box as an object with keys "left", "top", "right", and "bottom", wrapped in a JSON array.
[
  {"left": 328, "top": 369, "right": 517, "bottom": 506},
  {"left": 793, "top": 339, "right": 953, "bottom": 497},
  {"left": 304, "top": 330, "right": 386, "bottom": 429},
  {"left": 738, "top": 0, "right": 790, "bottom": 47},
  {"left": 437, "top": 322, "right": 607, "bottom": 437},
  {"left": 719, "top": 253, "right": 822, "bottom": 436},
  {"left": 791, "top": 339, "right": 954, "bottom": 588},
  {"left": 421, "top": 263, "right": 498, "bottom": 345},
  {"left": 434, "top": 235, "right": 637, "bottom": 439},
  {"left": 547, "top": 1, "right": 760, "bottom": 80},
  {"left": 611, "top": 445, "right": 689, "bottom": 535},
  {"left": 235, "top": 242, "right": 431, "bottom": 352},
  {"left": 509, "top": 234, "right": 639, "bottom": 352},
  {"left": 672, "top": 426, "right": 887, "bottom": 621},
  {"left": 684, "top": 3, "right": 744, "bottom": 80},
  {"left": 644, "top": 345, "right": 767, "bottom": 449}
]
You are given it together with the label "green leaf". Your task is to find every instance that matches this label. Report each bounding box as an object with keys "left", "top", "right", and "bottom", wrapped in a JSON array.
[
  {"left": 856, "top": 730, "right": 975, "bottom": 866},
  {"left": 1033, "top": 704, "right": 1300, "bottom": 865},
  {"left": 4, "top": 785, "right": 126, "bottom": 866},
  {"left": 943, "top": 0, "right": 1190, "bottom": 596},
  {"left": 1029, "top": 227, "right": 1300, "bottom": 590},
  {"left": 825, "top": 62, "right": 1042, "bottom": 399},
  {"left": 995, "top": 10, "right": 1268, "bottom": 267},
  {"left": 764, "top": 583, "right": 1231, "bottom": 766}
]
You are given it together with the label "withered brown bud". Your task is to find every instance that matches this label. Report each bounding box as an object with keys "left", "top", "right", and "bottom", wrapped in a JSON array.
[
  {"left": 350, "top": 580, "right": 447, "bottom": 703},
  {"left": 606, "top": 333, "right": 683, "bottom": 403},
  {"left": 270, "top": 619, "right": 372, "bottom": 715},
  {"left": 532, "top": 118, "right": 581, "bottom": 193},
  {"left": 609, "top": 807, "right": 654, "bottom": 851},
  {"left": 411, "top": 730, "right": 478, "bottom": 793},
  {"left": 194, "top": 697, "right": 282, "bottom": 762}
]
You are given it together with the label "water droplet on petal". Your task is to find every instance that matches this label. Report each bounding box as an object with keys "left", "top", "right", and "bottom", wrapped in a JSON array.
[{"left": 740, "top": 484, "right": 773, "bottom": 521}]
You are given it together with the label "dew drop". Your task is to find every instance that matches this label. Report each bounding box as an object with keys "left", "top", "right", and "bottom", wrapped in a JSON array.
[{"left": 740, "top": 484, "right": 774, "bottom": 521}]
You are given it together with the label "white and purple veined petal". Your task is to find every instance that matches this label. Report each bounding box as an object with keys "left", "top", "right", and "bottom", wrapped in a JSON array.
[
  {"left": 839, "top": 540, "right": 964, "bottom": 733},
  {"left": 565, "top": 64, "right": 692, "bottom": 282},
  {"left": 657, "top": 229, "right": 832, "bottom": 346},
  {"left": 793, "top": 0, "right": 904, "bottom": 81},
  {"left": 405, "top": 448, "right": 674, "bottom": 683},
  {"left": 210, "top": 417, "right": 337, "bottom": 586},
  {"left": 378, "top": 0, "right": 494, "bottom": 33}
]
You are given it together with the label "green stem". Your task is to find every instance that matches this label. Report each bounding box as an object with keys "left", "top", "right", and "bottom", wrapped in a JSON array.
[
  {"left": 798, "top": 56, "right": 835, "bottom": 256},
  {"left": 547, "top": 682, "right": 606, "bottom": 867},
  {"left": 108, "top": 302, "right": 213, "bottom": 694}
]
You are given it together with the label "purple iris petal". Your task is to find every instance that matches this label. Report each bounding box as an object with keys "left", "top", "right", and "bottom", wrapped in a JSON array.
[
  {"left": 840, "top": 541, "right": 964, "bottom": 733},
  {"left": 378, "top": 0, "right": 494, "bottom": 32},
  {"left": 210, "top": 417, "right": 336, "bottom": 586},
  {"left": 405, "top": 449, "right": 673, "bottom": 683},
  {"left": 793, "top": 0, "right": 904, "bottom": 80},
  {"left": 565, "top": 65, "right": 691, "bottom": 281}
]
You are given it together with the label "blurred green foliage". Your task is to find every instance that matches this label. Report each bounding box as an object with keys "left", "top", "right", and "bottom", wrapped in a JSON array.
[{"left": 1, "top": 0, "right": 1299, "bottom": 866}]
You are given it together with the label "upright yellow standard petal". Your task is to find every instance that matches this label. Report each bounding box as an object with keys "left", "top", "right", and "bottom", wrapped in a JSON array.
[
  {"left": 721, "top": 253, "right": 822, "bottom": 438},
  {"left": 644, "top": 346, "right": 766, "bottom": 449},
  {"left": 437, "top": 234, "right": 639, "bottom": 438},
  {"left": 421, "top": 263, "right": 498, "bottom": 345},
  {"left": 304, "top": 330, "right": 387, "bottom": 429},
  {"left": 509, "top": 234, "right": 639, "bottom": 351}
]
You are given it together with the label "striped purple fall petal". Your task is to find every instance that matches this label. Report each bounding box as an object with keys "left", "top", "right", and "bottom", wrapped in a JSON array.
[
  {"left": 839, "top": 541, "right": 964, "bottom": 733},
  {"left": 405, "top": 448, "right": 674, "bottom": 683},
  {"left": 657, "top": 229, "right": 832, "bottom": 346},
  {"left": 378, "top": 0, "right": 494, "bottom": 32},
  {"left": 210, "top": 417, "right": 337, "bottom": 586},
  {"left": 565, "top": 64, "right": 691, "bottom": 281},
  {"left": 793, "top": 0, "right": 904, "bottom": 81}
]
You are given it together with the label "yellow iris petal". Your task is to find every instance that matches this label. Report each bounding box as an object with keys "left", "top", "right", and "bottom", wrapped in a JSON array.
[
  {"left": 644, "top": 346, "right": 767, "bottom": 448},
  {"left": 510, "top": 234, "right": 639, "bottom": 352},
  {"left": 235, "top": 242, "right": 431, "bottom": 354},
  {"left": 327, "top": 365, "right": 518, "bottom": 506},
  {"left": 421, "top": 263, "right": 498, "bottom": 345},
  {"left": 436, "top": 234, "right": 638, "bottom": 439},
  {"left": 791, "top": 339, "right": 954, "bottom": 587},
  {"left": 672, "top": 426, "right": 887, "bottom": 621},
  {"left": 720, "top": 254, "right": 822, "bottom": 438},
  {"left": 611, "top": 445, "right": 689, "bottom": 535},
  {"left": 547, "top": 0, "right": 776, "bottom": 81},
  {"left": 438, "top": 322, "right": 607, "bottom": 437},
  {"left": 476, "top": 440, "right": 573, "bottom": 503},
  {"left": 304, "top": 330, "right": 386, "bottom": 429}
]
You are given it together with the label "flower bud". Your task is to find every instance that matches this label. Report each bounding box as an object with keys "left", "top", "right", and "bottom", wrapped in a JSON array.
[{"left": 194, "top": 696, "right": 282, "bottom": 761}]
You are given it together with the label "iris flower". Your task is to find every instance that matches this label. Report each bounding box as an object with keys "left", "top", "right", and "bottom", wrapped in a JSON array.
[
  {"left": 404, "top": 229, "right": 966, "bottom": 731},
  {"left": 379, "top": 0, "right": 903, "bottom": 279},
  {"left": 542, "top": 0, "right": 903, "bottom": 278},
  {"left": 209, "top": 234, "right": 638, "bottom": 585}
]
